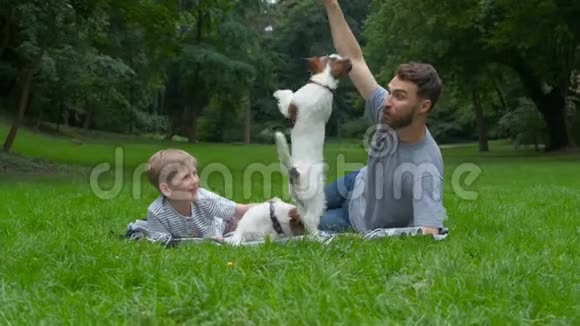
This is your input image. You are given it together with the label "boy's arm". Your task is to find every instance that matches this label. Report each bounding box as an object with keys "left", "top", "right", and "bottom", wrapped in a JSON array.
[
  {"left": 198, "top": 188, "right": 254, "bottom": 221},
  {"left": 323, "top": 0, "right": 379, "bottom": 100},
  {"left": 234, "top": 203, "right": 256, "bottom": 219},
  {"left": 146, "top": 210, "right": 173, "bottom": 241}
]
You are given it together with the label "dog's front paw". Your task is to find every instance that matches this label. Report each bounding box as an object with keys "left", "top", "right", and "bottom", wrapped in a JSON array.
[
  {"left": 273, "top": 89, "right": 293, "bottom": 101},
  {"left": 273, "top": 89, "right": 294, "bottom": 117}
]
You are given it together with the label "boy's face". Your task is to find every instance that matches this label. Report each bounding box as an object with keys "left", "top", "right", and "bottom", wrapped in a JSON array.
[{"left": 159, "top": 164, "right": 199, "bottom": 201}]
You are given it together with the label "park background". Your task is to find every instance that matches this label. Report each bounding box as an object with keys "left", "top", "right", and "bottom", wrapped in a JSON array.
[{"left": 0, "top": 0, "right": 578, "bottom": 324}]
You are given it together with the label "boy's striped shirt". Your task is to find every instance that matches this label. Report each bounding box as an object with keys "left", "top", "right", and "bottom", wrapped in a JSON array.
[{"left": 146, "top": 188, "right": 236, "bottom": 239}]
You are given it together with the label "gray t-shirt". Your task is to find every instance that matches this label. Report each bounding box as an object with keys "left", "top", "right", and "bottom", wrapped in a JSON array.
[{"left": 348, "top": 86, "right": 446, "bottom": 232}]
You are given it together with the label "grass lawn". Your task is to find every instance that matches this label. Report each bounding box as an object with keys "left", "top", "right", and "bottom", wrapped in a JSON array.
[{"left": 0, "top": 123, "right": 579, "bottom": 324}]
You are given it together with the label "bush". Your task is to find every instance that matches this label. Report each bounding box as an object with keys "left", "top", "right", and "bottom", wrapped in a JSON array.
[
  {"left": 570, "top": 107, "right": 580, "bottom": 146},
  {"left": 133, "top": 109, "right": 168, "bottom": 134},
  {"left": 498, "top": 97, "right": 547, "bottom": 149}
]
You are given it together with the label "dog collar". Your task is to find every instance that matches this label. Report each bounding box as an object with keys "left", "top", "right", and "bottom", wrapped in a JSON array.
[
  {"left": 309, "top": 80, "right": 336, "bottom": 94},
  {"left": 269, "top": 200, "right": 284, "bottom": 235}
]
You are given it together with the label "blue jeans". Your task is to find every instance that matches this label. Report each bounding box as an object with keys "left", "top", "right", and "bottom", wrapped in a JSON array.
[{"left": 319, "top": 170, "right": 360, "bottom": 232}]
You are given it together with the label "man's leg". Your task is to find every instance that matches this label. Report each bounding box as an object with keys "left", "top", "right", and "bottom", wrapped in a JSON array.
[
  {"left": 324, "top": 170, "right": 360, "bottom": 209},
  {"left": 319, "top": 206, "right": 351, "bottom": 232},
  {"left": 319, "top": 169, "right": 360, "bottom": 232}
]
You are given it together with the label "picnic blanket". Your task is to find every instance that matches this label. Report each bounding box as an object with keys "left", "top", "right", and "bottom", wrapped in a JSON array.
[{"left": 125, "top": 219, "right": 448, "bottom": 248}]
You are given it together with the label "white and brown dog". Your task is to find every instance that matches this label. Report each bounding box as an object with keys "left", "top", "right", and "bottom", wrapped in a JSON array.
[
  {"left": 273, "top": 54, "right": 352, "bottom": 234},
  {"left": 226, "top": 197, "right": 305, "bottom": 245}
]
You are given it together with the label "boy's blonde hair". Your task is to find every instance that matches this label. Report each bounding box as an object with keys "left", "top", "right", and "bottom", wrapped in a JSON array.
[{"left": 146, "top": 149, "right": 197, "bottom": 191}]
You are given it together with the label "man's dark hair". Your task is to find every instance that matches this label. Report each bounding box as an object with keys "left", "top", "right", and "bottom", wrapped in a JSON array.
[{"left": 395, "top": 62, "right": 443, "bottom": 111}]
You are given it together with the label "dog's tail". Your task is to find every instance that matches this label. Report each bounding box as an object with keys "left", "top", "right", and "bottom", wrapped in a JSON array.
[{"left": 274, "top": 131, "right": 292, "bottom": 171}]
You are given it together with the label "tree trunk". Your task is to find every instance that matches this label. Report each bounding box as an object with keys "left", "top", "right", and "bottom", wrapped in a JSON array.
[
  {"left": 510, "top": 59, "right": 570, "bottom": 151},
  {"left": 128, "top": 88, "right": 133, "bottom": 134},
  {"left": 164, "top": 72, "right": 181, "bottom": 141},
  {"left": 35, "top": 108, "right": 43, "bottom": 129},
  {"left": 165, "top": 119, "right": 176, "bottom": 141},
  {"left": 0, "top": 9, "right": 14, "bottom": 59},
  {"left": 183, "top": 10, "right": 205, "bottom": 144},
  {"left": 537, "top": 89, "right": 569, "bottom": 151},
  {"left": 182, "top": 68, "right": 206, "bottom": 143},
  {"left": 493, "top": 78, "right": 508, "bottom": 112},
  {"left": 83, "top": 108, "right": 94, "bottom": 130},
  {"left": 183, "top": 105, "right": 200, "bottom": 143},
  {"left": 243, "top": 93, "right": 251, "bottom": 144},
  {"left": 128, "top": 55, "right": 134, "bottom": 134},
  {"left": 56, "top": 101, "right": 62, "bottom": 132},
  {"left": 473, "top": 89, "right": 489, "bottom": 152},
  {"left": 189, "top": 110, "right": 199, "bottom": 143},
  {"left": 3, "top": 64, "right": 36, "bottom": 152}
]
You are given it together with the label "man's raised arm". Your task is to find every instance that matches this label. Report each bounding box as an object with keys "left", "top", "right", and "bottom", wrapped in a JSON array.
[{"left": 323, "top": 0, "right": 379, "bottom": 99}]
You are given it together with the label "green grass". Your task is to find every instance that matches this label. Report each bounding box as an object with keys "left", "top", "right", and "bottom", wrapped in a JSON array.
[{"left": 0, "top": 123, "right": 579, "bottom": 324}]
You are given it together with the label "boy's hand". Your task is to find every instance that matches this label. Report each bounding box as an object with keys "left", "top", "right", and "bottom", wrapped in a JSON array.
[
  {"left": 234, "top": 203, "right": 258, "bottom": 219},
  {"left": 234, "top": 204, "right": 250, "bottom": 219}
]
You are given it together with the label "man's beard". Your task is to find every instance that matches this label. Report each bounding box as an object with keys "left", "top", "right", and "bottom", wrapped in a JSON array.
[{"left": 381, "top": 110, "right": 415, "bottom": 130}]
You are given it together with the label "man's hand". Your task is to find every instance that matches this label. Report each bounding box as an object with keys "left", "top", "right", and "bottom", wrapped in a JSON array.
[{"left": 322, "top": 0, "right": 379, "bottom": 99}]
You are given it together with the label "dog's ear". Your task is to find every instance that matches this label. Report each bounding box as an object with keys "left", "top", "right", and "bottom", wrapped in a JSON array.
[
  {"left": 305, "top": 57, "right": 322, "bottom": 74},
  {"left": 288, "top": 207, "right": 305, "bottom": 235},
  {"left": 288, "top": 207, "right": 300, "bottom": 222}
]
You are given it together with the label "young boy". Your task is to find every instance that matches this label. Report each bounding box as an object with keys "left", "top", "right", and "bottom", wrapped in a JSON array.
[{"left": 143, "top": 149, "right": 251, "bottom": 242}]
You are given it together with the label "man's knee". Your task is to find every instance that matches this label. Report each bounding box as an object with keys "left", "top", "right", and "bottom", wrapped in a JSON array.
[{"left": 319, "top": 207, "right": 351, "bottom": 232}]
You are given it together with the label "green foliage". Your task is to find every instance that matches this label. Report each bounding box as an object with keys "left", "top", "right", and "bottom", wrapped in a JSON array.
[
  {"left": 498, "top": 98, "right": 547, "bottom": 149},
  {"left": 1, "top": 0, "right": 579, "bottom": 147},
  {"left": 340, "top": 117, "right": 369, "bottom": 139},
  {"left": 364, "top": 0, "right": 579, "bottom": 149},
  {"left": 197, "top": 97, "right": 243, "bottom": 143},
  {"left": 132, "top": 109, "right": 169, "bottom": 134}
]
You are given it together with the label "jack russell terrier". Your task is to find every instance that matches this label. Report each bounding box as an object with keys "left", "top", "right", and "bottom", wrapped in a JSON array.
[
  {"left": 273, "top": 54, "right": 352, "bottom": 234},
  {"left": 226, "top": 197, "right": 305, "bottom": 245}
]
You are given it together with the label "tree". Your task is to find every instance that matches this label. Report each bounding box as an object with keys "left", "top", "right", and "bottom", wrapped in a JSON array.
[
  {"left": 363, "top": 0, "right": 580, "bottom": 151},
  {"left": 2, "top": 0, "right": 78, "bottom": 152}
]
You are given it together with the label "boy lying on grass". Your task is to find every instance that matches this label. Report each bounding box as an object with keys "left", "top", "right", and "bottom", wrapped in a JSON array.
[{"left": 142, "top": 149, "right": 253, "bottom": 242}]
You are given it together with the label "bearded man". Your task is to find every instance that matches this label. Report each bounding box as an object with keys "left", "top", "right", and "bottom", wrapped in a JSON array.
[{"left": 319, "top": 0, "right": 447, "bottom": 236}]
